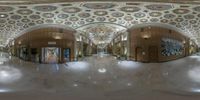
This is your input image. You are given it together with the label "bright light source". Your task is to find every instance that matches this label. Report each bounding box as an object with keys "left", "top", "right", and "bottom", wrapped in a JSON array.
[
  {"left": 127, "top": 83, "right": 132, "bottom": 86},
  {"left": 118, "top": 61, "right": 141, "bottom": 69},
  {"left": 53, "top": 36, "right": 61, "bottom": 40},
  {"left": 73, "top": 84, "right": 78, "bottom": 87},
  {"left": 0, "top": 62, "right": 3, "bottom": 65},
  {"left": 0, "top": 88, "right": 11, "bottom": 93},
  {"left": 190, "top": 88, "right": 200, "bottom": 93},
  {"left": 188, "top": 67, "right": 200, "bottom": 83},
  {"left": 98, "top": 68, "right": 107, "bottom": 73},
  {"left": 66, "top": 61, "right": 90, "bottom": 72},
  {"left": 0, "top": 14, "right": 5, "bottom": 18},
  {"left": 0, "top": 66, "right": 22, "bottom": 84}
]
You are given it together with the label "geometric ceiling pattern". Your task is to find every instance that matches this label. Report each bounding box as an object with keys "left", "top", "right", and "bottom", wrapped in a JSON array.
[{"left": 0, "top": 2, "right": 199, "bottom": 46}]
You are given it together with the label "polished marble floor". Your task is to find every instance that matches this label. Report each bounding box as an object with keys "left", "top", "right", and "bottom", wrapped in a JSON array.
[{"left": 1, "top": 52, "right": 200, "bottom": 100}]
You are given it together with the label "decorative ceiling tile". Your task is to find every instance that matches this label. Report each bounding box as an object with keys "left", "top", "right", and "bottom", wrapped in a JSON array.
[
  {"left": 111, "top": 12, "right": 124, "bottom": 17},
  {"left": 36, "top": 20, "right": 44, "bottom": 24},
  {"left": 42, "top": 13, "right": 54, "bottom": 18},
  {"left": 0, "top": 14, "right": 8, "bottom": 18},
  {"left": 78, "top": 12, "right": 90, "bottom": 18},
  {"left": 134, "top": 12, "right": 146, "bottom": 18},
  {"left": 77, "top": 21, "right": 85, "bottom": 25},
  {"left": 29, "top": 15, "right": 41, "bottom": 19},
  {"left": 21, "top": 18, "right": 30, "bottom": 23},
  {"left": 10, "top": 15, "right": 22, "bottom": 20},
  {"left": 190, "top": 20, "right": 197, "bottom": 24},
  {"left": 96, "top": 17, "right": 106, "bottom": 21},
  {"left": 33, "top": 5, "right": 57, "bottom": 12},
  {"left": 108, "top": 18, "right": 117, "bottom": 22},
  {"left": 83, "top": 3, "right": 116, "bottom": 9},
  {"left": 140, "top": 19, "right": 148, "bottom": 23},
  {"left": 65, "top": 21, "right": 72, "bottom": 25},
  {"left": 0, "top": 19, "right": 6, "bottom": 23},
  {"left": 45, "top": 19, "right": 54, "bottom": 23},
  {"left": 193, "top": 6, "right": 200, "bottom": 12},
  {"left": 28, "top": 22, "right": 35, "bottom": 26},
  {"left": 146, "top": 4, "right": 173, "bottom": 11},
  {"left": 173, "top": 9, "right": 190, "bottom": 14},
  {"left": 149, "top": 12, "right": 162, "bottom": 17},
  {"left": 120, "top": 6, "right": 140, "bottom": 12},
  {"left": 62, "top": 7, "right": 81, "bottom": 13},
  {"left": 17, "top": 9, "right": 33, "bottom": 15},
  {"left": 184, "top": 14, "right": 195, "bottom": 19},
  {"left": 150, "top": 18, "right": 159, "bottom": 22},
  {"left": 175, "top": 18, "right": 184, "bottom": 22},
  {"left": 86, "top": 18, "right": 94, "bottom": 22},
  {"left": 8, "top": 20, "right": 15, "bottom": 24},
  {"left": 94, "top": 11, "right": 108, "bottom": 16},
  {"left": 124, "top": 16, "right": 133, "bottom": 21},
  {"left": 57, "top": 14, "right": 68, "bottom": 19},
  {"left": 0, "top": 6, "right": 14, "bottom": 12},
  {"left": 69, "top": 17, "right": 79, "bottom": 21},
  {"left": 163, "top": 14, "right": 176, "bottom": 19}
]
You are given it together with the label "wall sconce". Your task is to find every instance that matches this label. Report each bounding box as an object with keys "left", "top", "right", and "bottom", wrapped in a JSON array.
[
  {"left": 76, "top": 36, "right": 82, "bottom": 41},
  {"left": 142, "top": 34, "right": 151, "bottom": 40},
  {"left": 18, "top": 41, "right": 21, "bottom": 45},
  {"left": 53, "top": 36, "right": 62, "bottom": 40},
  {"left": 142, "top": 51, "right": 146, "bottom": 55},
  {"left": 141, "top": 30, "right": 151, "bottom": 40},
  {"left": 182, "top": 40, "right": 186, "bottom": 44}
]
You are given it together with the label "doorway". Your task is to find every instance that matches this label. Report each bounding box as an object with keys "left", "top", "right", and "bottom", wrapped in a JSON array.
[
  {"left": 148, "top": 46, "right": 158, "bottom": 62},
  {"left": 136, "top": 47, "right": 143, "bottom": 62}
]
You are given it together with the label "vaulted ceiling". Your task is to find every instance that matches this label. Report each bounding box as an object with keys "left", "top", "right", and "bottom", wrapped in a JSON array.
[
  {"left": 0, "top": 1, "right": 199, "bottom": 47},
  {"left": 0, "top": 0, "right": 199, "bottom": 4}
]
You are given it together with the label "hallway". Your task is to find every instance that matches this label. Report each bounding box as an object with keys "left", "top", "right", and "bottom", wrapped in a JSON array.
[{"left": 0, "top": 53, "right": 200, "bottom": 99}]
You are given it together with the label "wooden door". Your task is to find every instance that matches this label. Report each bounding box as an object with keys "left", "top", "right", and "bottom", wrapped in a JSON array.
[
  {"left": 148, "top": 46, "right": 158, "bottom": 62},
  {"left": 136, "top": 47, "right": 143, "bottom": 62}
]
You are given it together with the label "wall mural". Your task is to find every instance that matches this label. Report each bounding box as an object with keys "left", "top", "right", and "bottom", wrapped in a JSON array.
[{"left": 161, "top": 38, "right": 184, "bottom": 56}]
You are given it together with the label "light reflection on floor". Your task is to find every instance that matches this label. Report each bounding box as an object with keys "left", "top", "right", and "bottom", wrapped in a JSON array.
[
  {"left": 0, "top": 53, "right": 200, "bottom": 99},
  {"left": 188, "top": 67, "right": 200, "bottom": 83},
  {"left": 0, "top": 66, "right": 22, "bottom": 84}
]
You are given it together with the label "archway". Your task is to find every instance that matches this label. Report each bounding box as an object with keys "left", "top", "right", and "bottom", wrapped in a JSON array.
[
  {"left": 13, "top": 25, "right": 76, "bottom": 64},
  {"left": 127, "top": 24, "right": 198, "bottom": 62},
  {"left": 76, "top": 23, "right": 127, "bottom": 57}
]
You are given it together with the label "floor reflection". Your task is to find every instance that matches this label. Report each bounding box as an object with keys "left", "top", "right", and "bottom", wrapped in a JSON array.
[
  {"left": 188, "top": 67, "right": 200, "bottom": 83},
  {"left": 0, "top": 66, "right": 22, "bottom": 84},
  {"left": 0, "top": 52, "right": 200, "bottom": 99}
]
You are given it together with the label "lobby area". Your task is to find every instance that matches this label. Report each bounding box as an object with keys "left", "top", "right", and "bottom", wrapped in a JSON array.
[
  {"left": 1, "top": 52, "right": 200, "bottom": 100},
  {"left": 0, "top": 0, "right": 200, "bottom": 100}
]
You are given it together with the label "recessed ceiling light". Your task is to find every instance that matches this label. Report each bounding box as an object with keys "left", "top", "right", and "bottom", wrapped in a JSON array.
[{"left": 0, "top": 14, "right": 5, "bottom": 18}]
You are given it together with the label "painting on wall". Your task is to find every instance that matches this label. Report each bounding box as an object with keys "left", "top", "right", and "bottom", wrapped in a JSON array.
[{"left": 161, "top": 38, "right": 184, "bottom": 56}]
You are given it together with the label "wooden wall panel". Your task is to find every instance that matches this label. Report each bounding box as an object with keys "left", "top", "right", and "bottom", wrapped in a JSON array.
[
  {"left": 14, "top": 27, "right": 76, "bottom": 63},
  {"left": 128, "top": 26, "right": 190, "bottom": 62}
]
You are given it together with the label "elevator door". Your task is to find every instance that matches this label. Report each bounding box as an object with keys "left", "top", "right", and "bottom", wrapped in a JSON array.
[{"left": 149, "top": 46, "right": 158, "bottom": 62}]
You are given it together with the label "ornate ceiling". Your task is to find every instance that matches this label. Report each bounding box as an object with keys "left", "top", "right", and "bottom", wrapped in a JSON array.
[
  {"left": 0, "top": 2, "right": 199, "bottom": 46},
  {"left": 0, "top": 0, "right": 199, "bottom": 4}
]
